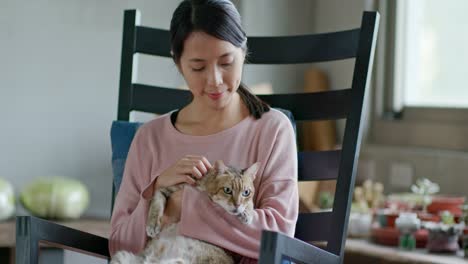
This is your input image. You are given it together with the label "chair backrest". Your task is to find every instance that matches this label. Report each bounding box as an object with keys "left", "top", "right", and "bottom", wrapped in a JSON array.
[{"left": 115, "top": 9, "right": 379, "bottom": 260}]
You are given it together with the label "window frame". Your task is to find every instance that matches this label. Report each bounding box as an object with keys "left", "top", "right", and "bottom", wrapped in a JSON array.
[{"left": 368, "top": 0, "right": 468, "bottom": 151}]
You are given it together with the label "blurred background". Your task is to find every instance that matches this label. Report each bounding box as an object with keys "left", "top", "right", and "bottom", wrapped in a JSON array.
[{"left": 1, "top": 0, "right": 467, "bottom": 263}]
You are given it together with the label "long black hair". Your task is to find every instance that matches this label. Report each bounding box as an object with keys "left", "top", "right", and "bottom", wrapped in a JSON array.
[{"left": 169, "top": 0, "right": 270, "bottom": 119}]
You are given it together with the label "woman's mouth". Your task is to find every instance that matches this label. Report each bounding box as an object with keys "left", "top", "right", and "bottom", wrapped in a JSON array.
[{"left": 207, "top": 92, "right": 224, "bottom": 100}]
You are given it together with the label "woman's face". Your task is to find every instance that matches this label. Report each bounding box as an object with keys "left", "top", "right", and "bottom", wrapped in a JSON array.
[{"left": 177, "top": 31, "right": 245, "bottom": 110}]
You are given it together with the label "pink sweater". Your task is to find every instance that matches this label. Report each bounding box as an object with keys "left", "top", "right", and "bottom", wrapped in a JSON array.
[{"left": 109, "top": 109, "right": 299, "bottom": 263}]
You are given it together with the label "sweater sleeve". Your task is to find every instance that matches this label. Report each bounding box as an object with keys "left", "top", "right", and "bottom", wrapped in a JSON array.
[
  {"left": 108, "top": 126, "right": 158, "bottom": 256},
  {"left": 178, "top": 117, "right": 299, "bottom": 259}
]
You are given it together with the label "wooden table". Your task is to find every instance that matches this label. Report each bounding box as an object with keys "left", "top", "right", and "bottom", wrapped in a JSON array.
[
  {"left": 345, "top": 238, "right": 467, "bottom": 264},
  {"left": 0, "top": 218, "right": 110, "bottom": 264}
]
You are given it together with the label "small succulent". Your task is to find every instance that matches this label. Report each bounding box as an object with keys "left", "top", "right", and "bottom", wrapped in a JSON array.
[
  {"left": 410, "top": 178, "right": 440, "bottom": 212},
  {"left": 440, "top": 210, "right": 455, "bottom": 225},
  {"left": 319, "top": 191, "right": 334, "bottom": 209}
]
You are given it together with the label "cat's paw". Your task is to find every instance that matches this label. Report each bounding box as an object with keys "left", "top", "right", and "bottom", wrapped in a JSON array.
[
  {"left": 146, "top": 225, "right": 161, "bottom": 238},
  {"left": 238, "top": 211, "right": 253, "bottom": 225}
]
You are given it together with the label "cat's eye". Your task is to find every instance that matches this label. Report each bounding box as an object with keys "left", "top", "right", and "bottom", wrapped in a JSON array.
[
  {"left": 242, "top": 189, "right": 251, "bottom": 197},
  {"left": 223, "top": 187, "right": 232, "bottom": 195}
]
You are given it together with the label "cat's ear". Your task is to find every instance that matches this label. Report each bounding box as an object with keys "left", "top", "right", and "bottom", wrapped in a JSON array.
[
  {"left": 214, "top": 160, "right": 227, "bottom": 174},
  {"left": 243, "top": 162, "right": 260, "bottom": 180}
]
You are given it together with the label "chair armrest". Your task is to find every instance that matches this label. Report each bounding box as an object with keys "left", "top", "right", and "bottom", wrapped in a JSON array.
[
  {"left": 259, "top": 230, "right": 340, "bottom": 264},
  {"left": 16, "top": 216, "right": 110, "bottom": 264}
]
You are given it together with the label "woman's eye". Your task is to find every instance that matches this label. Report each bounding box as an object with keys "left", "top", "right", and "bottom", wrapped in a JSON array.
[
  {"left": 223, "top": 187, "right": 232, "bottom": 195},
  {"left": 242, "top": 189, "right": 251, "bottom": 197},
  {"left": 221, "top": 63, "right": 232, "bottom": 67},
  {"left": 192, "top": 67, "right": 204, "bottom": 72}
]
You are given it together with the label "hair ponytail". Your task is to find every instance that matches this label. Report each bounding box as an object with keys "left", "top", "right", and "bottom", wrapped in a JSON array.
[{"left": 237, "top": 83, "right": 270, "bottom": 119}]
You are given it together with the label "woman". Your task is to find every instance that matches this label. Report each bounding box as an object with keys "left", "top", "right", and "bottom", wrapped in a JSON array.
[{"left": 109, "top": 0, "right": 298, "bottom": 262}]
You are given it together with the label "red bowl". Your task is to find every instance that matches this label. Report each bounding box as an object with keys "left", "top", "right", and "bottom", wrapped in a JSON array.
[{"left": 427, "top": 196, "right": 465, "bottom": 216}]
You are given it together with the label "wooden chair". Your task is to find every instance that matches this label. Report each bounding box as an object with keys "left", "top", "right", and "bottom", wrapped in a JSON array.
[{"left": 15, "top": 9, "right": 379, "bottom": 264}]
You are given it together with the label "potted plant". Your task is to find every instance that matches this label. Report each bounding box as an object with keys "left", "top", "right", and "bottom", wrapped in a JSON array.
[
  {"left": 410, "top": 178, "right": 439, "bottom": 213},
  {"left": 395, "top": 212, "right": 421, "bottom": 250},
  {"left": 423, "top": 211, "right": 465, "bottom": 253}
]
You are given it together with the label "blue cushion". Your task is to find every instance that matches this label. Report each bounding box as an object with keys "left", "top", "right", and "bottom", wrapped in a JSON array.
[
  {"left": 110, "top": 121, "right": 143, "bottom": 193},
  {"left": 110, "top": 109, "right": 295, "bottom": 196},
  {"left": 276, "top": 108, "right": 296, "bottom": 136}
]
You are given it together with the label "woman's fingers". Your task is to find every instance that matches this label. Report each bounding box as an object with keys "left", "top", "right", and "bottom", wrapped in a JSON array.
[
  {"left": 191, "top": 166, "right": 203, "bottom": 178},
  {"left": 156, "top": 156, "right": 212, "bottom": 190},
  {"left": 192, "top": 160, "right": 207, "bottom": 175},
  {"left": 201, "top": 156, "right": 213, "bottom": 169},
  {"left": 181, "top": 156, "right": 212, "bottom": 178},
  {"left": 185, "top": 155, "right": 212, "bottom": 168},
  {"left": 180, "top": 175, "right": 196, "bottom": 185},
  {"left": 176, "top": 164, "right": 201, "bottom": 178},
  {"left": 190, "top": 156, "right": 213, "bottom": 171}
]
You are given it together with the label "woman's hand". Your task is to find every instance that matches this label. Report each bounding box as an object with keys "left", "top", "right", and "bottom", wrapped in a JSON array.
[
  {"left": 154, "top": 155, "right": 212, "bottom": 191},
  {"left": 154, "top": 155, "right": 212, "bottom": 226}
]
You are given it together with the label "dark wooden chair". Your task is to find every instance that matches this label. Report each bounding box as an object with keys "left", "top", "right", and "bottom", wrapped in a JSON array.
[{"left": 15, "top": 9, "right": 379, "bottom": 264}]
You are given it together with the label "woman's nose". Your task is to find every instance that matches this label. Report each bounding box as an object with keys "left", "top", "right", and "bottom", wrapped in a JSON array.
[{"left": 207, "top": 67, "right": 222, "bottom": 87}]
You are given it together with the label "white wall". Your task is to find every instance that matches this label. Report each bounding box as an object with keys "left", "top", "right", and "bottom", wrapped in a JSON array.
[
  {"left": 310, "top": 0, "right": 370, "bottom": 90},
  {"left": 1, "top": 1, "right": 183, "bottom": 263},
  {"left": 240, "top": 0, "right": 316, "bottom": 94},
  {"left": 0, "top": 0, "right": 184, "bottom": 219}
]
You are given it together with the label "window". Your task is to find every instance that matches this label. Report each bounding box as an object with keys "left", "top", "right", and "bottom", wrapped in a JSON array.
[
  {"left": 369, "top": 0, "right": 468, "bottom": 150},
  {"left": 393, "top": 0, "right": 468, "bottom": 110}
]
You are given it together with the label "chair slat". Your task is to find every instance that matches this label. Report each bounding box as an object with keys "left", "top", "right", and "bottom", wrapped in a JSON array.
[
  {"left": 133, "top": 26, "right": 360, "bottom": 64},
  {"left": 130, "top": 84, "right": 351, "bottom": 121},
  {"left": 295, "top": 212, "right": 331, "bottom": 242},
  {"left": 258, "top": 89, "right": 351, "bottom": 121},
  {"left": 135, "top": 26, "right": 171, "bottom": 57},
  {"left": 298, "top": 150, "right": 340, "bottom": 181},
  {"left": 131, "top": 84, "right": 191, "bottom": 114},
  {"left": 247, "top": 29, "right": 360, "bottom": 64}
]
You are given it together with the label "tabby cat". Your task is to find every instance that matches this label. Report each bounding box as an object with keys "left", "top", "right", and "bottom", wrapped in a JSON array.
[{"left": 111, "top": 160, "right": 259, "bottom": 264}]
